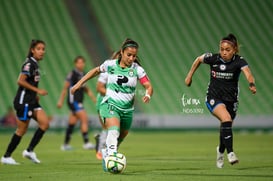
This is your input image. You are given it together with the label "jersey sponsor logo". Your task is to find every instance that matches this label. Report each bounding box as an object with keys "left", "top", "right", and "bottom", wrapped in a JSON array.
[
  {"left": 211, "top": 71, "right": 233, "bottom": 79},
  {"left": 35, "top": 75, "right": 40, "bottom": 82},
  {"left": 213, "top": 64, "right": 218, "bottom": 67},
  {"left": 220, "top": 64, "right": 226, "bottom": 71}
]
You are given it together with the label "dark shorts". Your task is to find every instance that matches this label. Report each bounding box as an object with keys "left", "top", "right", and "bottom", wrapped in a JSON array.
[
  {"left": 68, "top": 101, "right": 84, "bottom": 113},
  {"left": 14, "top": 102, "right": 42, "bottom": 121},
  {"left": 205, "top": 97, "right": 238, "bottom": 120}
]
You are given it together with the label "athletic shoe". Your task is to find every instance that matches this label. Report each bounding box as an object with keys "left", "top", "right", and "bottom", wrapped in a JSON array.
[
  {"left": 83, "top": 142, "right": 95, "bottom": 150},
  {"left": 22, "top": 150, "right": 41, "bottom": 164},
  {"left": 1, "top": 156, "right": 20, "bottom": 165},
  {"left": 61, "top": 144, "right": 73, "bottom": 151},
  {"left": 216, "top": 146, "right": 224, "bottom": 168},
  {"left": 101, "top": 148, "right": 108, "bottom": 172},
  {"left": 227, "top": 152, "right": 239, "bottom": 165}
]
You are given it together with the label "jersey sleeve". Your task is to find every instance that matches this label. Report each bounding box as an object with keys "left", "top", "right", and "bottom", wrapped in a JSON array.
[
  {"left": 238, "top": 56, "right": 248, "bottom": 69},
  {"left": 21, "top": 62, "right": 33, "bottom": 76},
  {"left": 203, "top": 53, "right": 216, "bottom": 65},
  {"left": 137, "top": 66, "right": 149, "bottom": 84},
  {"left": 98, "top": 72, "right": 108, "bottom": 84},
  {"left": 99, "top": 60, "right": 111, "bottom": 73}
]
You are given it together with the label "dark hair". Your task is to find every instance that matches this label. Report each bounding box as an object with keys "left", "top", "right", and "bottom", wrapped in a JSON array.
[
  {"left": 117, "top": 38, "right": 141, "bottom": 65},
  {"left": 27, "top": 39, "right": 45, "bottom": 58},
  {"left": 221, "top": 33, "right": 239, "bottom": 53},
  {"left": 74, "top": 56, "right": 85, "bottom": 63}
]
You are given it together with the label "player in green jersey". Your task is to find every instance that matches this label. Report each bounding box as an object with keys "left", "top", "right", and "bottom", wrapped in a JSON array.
[{"left": 71, "top": 38, "right": 153, "bottom": 171}]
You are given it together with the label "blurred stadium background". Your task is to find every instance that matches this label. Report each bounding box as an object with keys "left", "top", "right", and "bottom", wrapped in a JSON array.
[{"left": 0, "top": 0, "right": 272, "bottom": 130}]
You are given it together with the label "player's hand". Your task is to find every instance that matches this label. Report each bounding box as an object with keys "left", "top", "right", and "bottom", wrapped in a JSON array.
[
  {"left": 57, "top": 102, "right": 62, "bottom": 109},
  {"left": 38, "top": 89, "right": 48, "bottom": 96},
  {"left": 70, "top": 85, "right": 79, "bottom": 95},
  {"left": 185, "top": 76, "right": 192, "bottom": 87},
  {"left": 142, "top": 95, "right": 151, "bottom": 103},
  {"left": 249, "top": 86, "right": 256, "bottom": 94}
]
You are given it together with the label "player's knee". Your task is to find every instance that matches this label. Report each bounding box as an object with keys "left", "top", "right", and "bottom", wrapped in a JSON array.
[{"left": 16, "top": 127, "right": 27, "bottom": 136}]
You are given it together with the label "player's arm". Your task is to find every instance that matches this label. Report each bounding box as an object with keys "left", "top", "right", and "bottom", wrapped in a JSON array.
[
  {"left": 84, "top": 87, "right": 97, "bottom": 103},
  {"left": 141, "top": 81, "right": 153, "bottom": 103},
  {"left": 96, "top": 81, "right": 106, "bottom": 96},
  {"left": 17, "top": 74, "right": 48, "bottom": 96},
  {"left": 71, "top": 66, "right": 100, "bottom": 94},
  {"left": 241, "top": 66, "right": 256, "bottom": 94},
  {"left": 185, "top": 54, "right": 205, "bottom": 87},
  {"left": 57, "top": 81, "right": 70, "bottom": 108}
]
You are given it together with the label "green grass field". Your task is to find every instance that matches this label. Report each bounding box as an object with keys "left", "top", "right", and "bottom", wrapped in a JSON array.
[{"left": 0, "top": 130, "right": 272, "bottom": 181}]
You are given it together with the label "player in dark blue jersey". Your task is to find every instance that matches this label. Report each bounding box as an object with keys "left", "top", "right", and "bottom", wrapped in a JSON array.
[
  {"left": 1, "top": 40, "right": 50, "bottom": 165},
  {"left": 57, "top": 56, "right": 96, "bottom": 150},
  {"left": 185, "top": 34, "right": 256, "bottom": 168}
]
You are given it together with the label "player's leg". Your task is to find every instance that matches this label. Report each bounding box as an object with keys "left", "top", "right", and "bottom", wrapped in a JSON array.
[
  {"left": 76, "top": 109, "right": 95, "bottom": 149},
  {"left": 23, "top": 108, "right": 49, "bottom": 163},
  {"left": 61, "top": 112, "right": 77, "bottom": 150},
  {"left": 95, "top": 112, "right": 108, "bottom": 160},
  {"left": 212, "top": 104, "right": 239, "bottom": 165},
  {"left": 117, "top": 110, "right": 133, "bottom": 148},
  {"left": 1, "top": 118, "right": 30, "bottom": 165}
]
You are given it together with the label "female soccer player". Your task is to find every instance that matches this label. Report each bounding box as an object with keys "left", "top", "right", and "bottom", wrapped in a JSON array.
[
  {"left": 71, "top": 38, "right": 153, "bottom": 170},
  {"left": 1, "top": 40, "right": 50, "bottom": 164},
  {"left": 185, "top": 34, "right": 256, "bottom": 168},
  {"left": 57, "top": 56, "right": 96, "bottom": 150}
]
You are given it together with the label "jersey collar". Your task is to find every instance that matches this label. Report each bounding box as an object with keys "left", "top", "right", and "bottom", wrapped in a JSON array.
[{"left": 30, "top": 57, "right": 38, "bottom": 64}]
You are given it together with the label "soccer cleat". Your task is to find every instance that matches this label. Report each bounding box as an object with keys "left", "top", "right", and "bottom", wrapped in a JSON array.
[
  {"left": 227, "top": 152, "right": 239, "bottom": 165},
  {"left": 22, "top": 150, "right": 41, "bottom": 164},
  {"left": 61, "top": 144, "right": 73, "bottom": 151},
  {"left": 101, "top": 148, "right": 108, "bottom": 172},
  {"left": 83, "top": 142, "right": 95, "bottom": 150},
  {"left": 1, "top": 156, "right": 20, "bottom": 165},
  {"left": 216, "top": 146, "right": 224, "bottom": 168}
]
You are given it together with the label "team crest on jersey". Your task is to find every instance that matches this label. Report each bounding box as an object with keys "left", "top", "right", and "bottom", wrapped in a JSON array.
[
  {"left": 128, "top": 69, "right": 134, "bottom": 77},
  {"left": 220, "top": 64, "right": 226, "bottom": 71}
]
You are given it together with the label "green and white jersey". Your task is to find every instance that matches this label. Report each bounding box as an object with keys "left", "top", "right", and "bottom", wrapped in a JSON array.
[{"left": 99, "top": 59, "right": 147, "bottom": 111}]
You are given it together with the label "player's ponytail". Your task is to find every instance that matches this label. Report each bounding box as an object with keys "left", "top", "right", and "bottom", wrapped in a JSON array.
[
  {"left": 221, "top": 33, "right": 239, "bottom": 53},
  {"left": 27, "top": 39, "right": 45, "bottom": 58}
]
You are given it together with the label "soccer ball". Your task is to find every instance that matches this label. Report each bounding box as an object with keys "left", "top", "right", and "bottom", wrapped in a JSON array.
[{"left": 105, "top": 153, "right": 126, "bottom": 174}]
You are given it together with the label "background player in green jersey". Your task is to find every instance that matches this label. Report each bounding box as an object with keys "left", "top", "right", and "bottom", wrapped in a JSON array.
[{"left": 71, "top": 38, "right": 153, "bottom": 171}]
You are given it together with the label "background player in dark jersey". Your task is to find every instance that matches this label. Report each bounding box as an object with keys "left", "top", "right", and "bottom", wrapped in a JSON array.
[
  {"left": 57, "top": 56, "right": 96, "bottom": 151},
  {"left": 185, "top": 34, "right": 256, "bottom": 168},
  {"left": 1, "top": 40, "right": 50, "bottom": 165}
]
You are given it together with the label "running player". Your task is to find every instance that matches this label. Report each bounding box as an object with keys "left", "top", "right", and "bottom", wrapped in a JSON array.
[
  {"left": 71, "top": 38, "right": 153, "bottom": 171},
  {"left": 185, "top": 34, "right": 256, "bottom": 168},
  {"left": 1, "top": 40, "right": 50, "bottom": 164},
  {"left": 57, "top": 56, "right": 96, "bottom": 150}
]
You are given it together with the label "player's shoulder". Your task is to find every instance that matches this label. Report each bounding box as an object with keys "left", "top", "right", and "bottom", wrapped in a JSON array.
[
  {"left": 103, "top": 59, "right": 117, "bottom": 66},
  {"left": 235, "top": 54, "right": 246, "bottom": 61}
]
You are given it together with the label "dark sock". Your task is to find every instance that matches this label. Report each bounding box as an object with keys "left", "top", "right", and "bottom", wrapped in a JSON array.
[
  {"left": 27, "top": 128, "right": 45, "bottom": 152},
  {"left": 82, "top": 132, "right": 89, "bottom": 143},
  {"left": 219, "top": 129, "right": 226, "bottom": 153},
  {"left": 117, "top": 137, "right": 124, "bottom": 148},
  {"left": 4, "top": 134, "right": 22, "bottom": 157},
  {"left": 64, "top": 124, "right": 75, "bottom": 144},
  {"left": 221, "top": 122, "right": 233, "bottom": 153}
]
